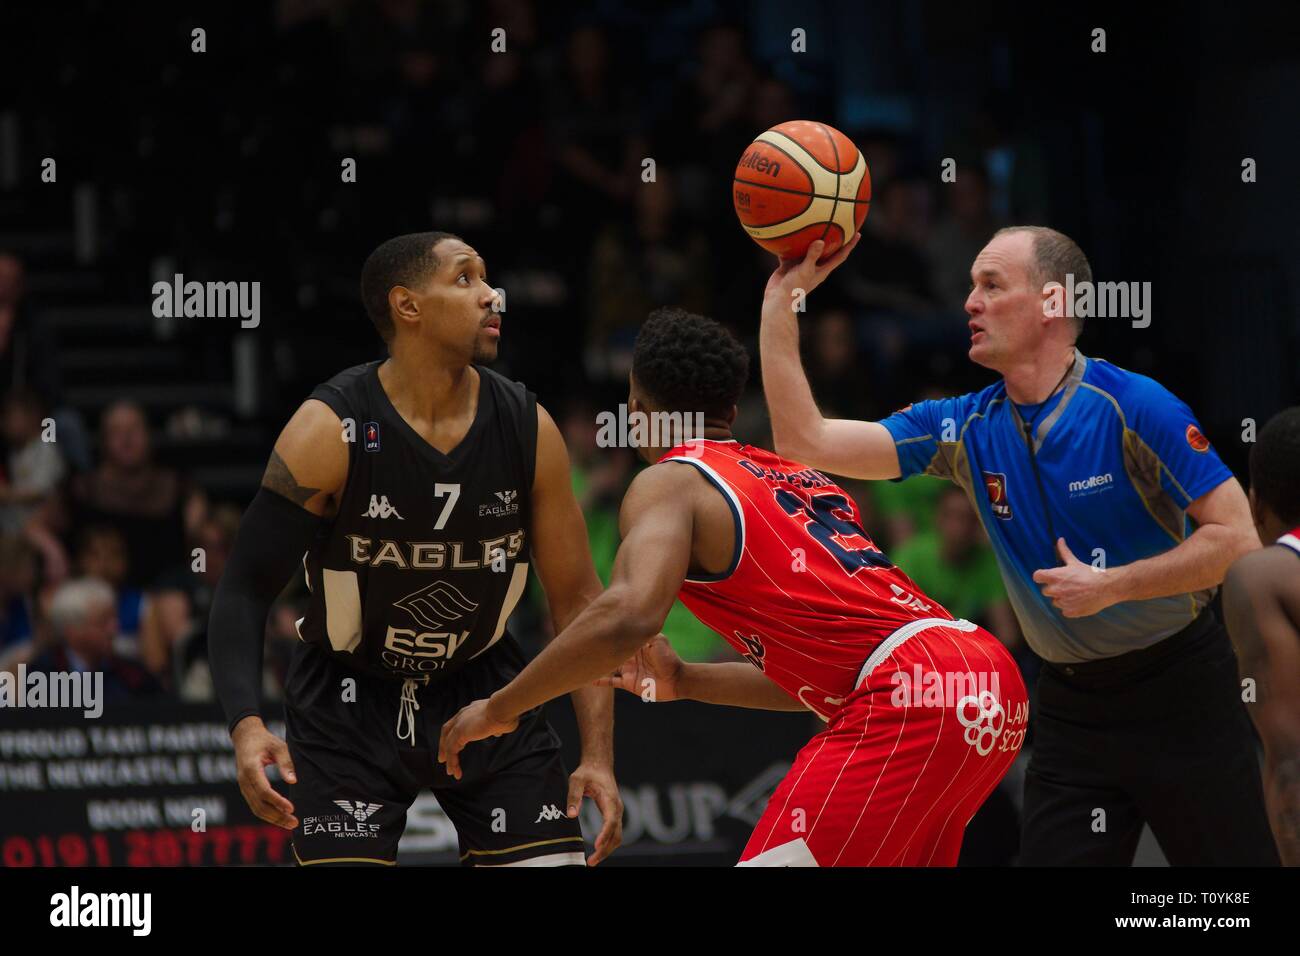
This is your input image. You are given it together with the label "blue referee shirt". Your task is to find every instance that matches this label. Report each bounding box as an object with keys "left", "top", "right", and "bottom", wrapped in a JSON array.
[{"left": 880, "top": 350, "right": 1232, "bottom": 662}]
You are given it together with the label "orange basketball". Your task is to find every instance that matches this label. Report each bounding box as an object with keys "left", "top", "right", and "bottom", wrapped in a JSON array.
[{"left": 732, "top": 120, "right": 871, "bottom": 261}]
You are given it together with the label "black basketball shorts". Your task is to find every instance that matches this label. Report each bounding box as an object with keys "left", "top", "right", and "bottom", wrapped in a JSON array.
[{"left": 283, "top": 636, "right": 585, "bottom": 866}]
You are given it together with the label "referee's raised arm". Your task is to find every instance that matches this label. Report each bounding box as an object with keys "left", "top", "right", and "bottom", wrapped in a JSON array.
[{"left": 758, "top": 235, "right": 903, "bottom": 480}]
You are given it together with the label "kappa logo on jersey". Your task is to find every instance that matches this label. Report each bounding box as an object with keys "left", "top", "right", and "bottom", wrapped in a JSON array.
[
  {"left": 888, "top": 583, "right": 932, "bottom": 613},
  {"left": 796, "top": 685, "right": 846, "bottom": 721},
  {"left": 479, "top": 489, "right": 520, "bottom": 517},
  {"left": 1185, "top": 423, "right": 1211, "bottom": 452},
  {"left": 363, "top": 494, "right": 404, "bottom": 519},
  {"left": 736, "top": 632, "right": 766, "bottom": 671},
  {"left": 982, "top": 471, "right": 1012, "bottom": 520},
  {"left": 955, "top": 691, "right": 1005, "bottom": 757},
  {"left": 363, "top": 421, "right": 381, "bottom": 452},
  {"left": 394, "top": 580, "right": 479, "bottom": 630},
  {"left": 334, "top": 800, "right": 383, "bottom": 822},
  {"left": 534, "top": 804, "right": 566, "bottom": 823}
]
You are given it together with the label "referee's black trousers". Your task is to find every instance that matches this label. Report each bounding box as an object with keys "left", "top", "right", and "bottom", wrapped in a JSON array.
[{"left": 1019, "top": 607, "right": 1280, "bottom": 866}]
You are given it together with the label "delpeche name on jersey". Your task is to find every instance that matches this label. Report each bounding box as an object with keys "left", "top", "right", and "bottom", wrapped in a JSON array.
[
  {"left": 737, "top": 458, "right": 832, "bottom": 489},
  {"left": 345, "top": 531, "right": 525, "bottom": 570}
]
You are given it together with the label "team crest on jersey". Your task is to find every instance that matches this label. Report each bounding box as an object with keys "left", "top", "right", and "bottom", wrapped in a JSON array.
[
  {"left": 982, "top": 471, "right": 1012, "bottom": 520},
  {"left": 1185, "top": 424, "right": 1210, "bottom": 453},
  {"left": 363, "top": 421, "right": 381, "bottom": 452},
  {"left": 479, "top": 489, "right": 520, "bottom": 517}
]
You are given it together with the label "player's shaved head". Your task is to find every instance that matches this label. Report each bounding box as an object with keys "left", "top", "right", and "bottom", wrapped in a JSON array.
[
  {"left": 1250, "top": 407, "right": 1300, "bottom": 527},
  {"left": 631, "top": 308, "right": 750, "bottom": 420},
  {"left": 360, "top": 231, "right": 463, "bottom": 342}
]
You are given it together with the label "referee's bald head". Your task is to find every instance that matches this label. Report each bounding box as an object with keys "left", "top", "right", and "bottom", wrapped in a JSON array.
[{"left": 992, "top": 225, "right": 1093, "bottom": 339}]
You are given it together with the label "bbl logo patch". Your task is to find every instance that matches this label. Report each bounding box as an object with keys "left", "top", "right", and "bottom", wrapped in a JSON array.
[
  {"left": 983, "top": 471, "right": 1012, "bottom": 519},
  {"left": 1185, "top": 424, "right": 1210, "bottom": 453},
  {"left": 364, "top": 421, "right": 381, "bottom": 452}
]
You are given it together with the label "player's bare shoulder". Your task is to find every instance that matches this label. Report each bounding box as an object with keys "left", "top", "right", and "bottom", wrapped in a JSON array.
[
  {"left": 622, "top": 457, "right": 724, "bottom": 528},
  {"left": 1226, "top": 545, "right": 1295, "bottom": 601},
  {"left": 263, "top": 398, "right": 350, "bottom": 517}
]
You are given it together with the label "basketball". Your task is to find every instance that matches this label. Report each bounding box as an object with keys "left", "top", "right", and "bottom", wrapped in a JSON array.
[{"left": 732, "top": 120, "right": 871, "bottom": 261}]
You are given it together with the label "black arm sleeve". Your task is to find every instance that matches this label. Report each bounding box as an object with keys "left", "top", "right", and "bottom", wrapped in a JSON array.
[{"left": 208, "top": 488, "right": 324, "bottom": 735}]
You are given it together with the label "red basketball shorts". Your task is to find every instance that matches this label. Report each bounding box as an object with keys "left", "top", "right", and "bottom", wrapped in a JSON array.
[{"left": 739, "top": 618, "right": 1028, "bottom": 867}]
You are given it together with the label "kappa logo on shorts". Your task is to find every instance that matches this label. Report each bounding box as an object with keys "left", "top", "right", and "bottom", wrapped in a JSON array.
[
  {"left": 982, "top": 471, "right": 1012, "bottom": 520},
  {"left": 334, "top": 800, "right": 383, "bottom": 822},
  {"left": 955, "top": 691, "right": 1005, "bottom": 756},
  {"left": 534, "top": 804, "right": 566, "bottom": 823}
]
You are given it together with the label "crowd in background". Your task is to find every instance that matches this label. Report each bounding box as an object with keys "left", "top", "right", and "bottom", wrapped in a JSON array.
[{"left": 7, "top": 0, "right": 1264, "bottom": 706}]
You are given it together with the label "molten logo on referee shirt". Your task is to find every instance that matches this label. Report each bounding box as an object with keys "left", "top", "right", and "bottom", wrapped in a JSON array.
[
  {"left": 1185, "top": 424, "right": 1210, "bottom": 452},
  {"left": 982, "top": 471, "right": 1012, "bottom": 520}
]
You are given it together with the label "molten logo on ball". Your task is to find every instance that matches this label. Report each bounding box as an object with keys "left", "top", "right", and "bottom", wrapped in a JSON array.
[{"left": 733, "top": 120, "right": 871, "bottom": 262}]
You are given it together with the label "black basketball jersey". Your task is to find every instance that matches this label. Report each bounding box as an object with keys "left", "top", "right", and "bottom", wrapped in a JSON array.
[{"left": 295, "top": 360, "right": 537, "bottom": 683}]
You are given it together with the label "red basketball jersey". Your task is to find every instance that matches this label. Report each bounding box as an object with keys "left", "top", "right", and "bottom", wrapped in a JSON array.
[{"left": 662, "top": 440, "right": 959, "bottom": 720}]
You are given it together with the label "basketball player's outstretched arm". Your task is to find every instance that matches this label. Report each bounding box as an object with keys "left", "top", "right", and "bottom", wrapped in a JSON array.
[
  {"left": 528, "top": 404, "right": 622, "bottom": 863},
  {"left": 439, "top": 464, "right": 802, "bottom": 777},
  {"left": 1223, "top": 550, "right": 1300, "bottom": 865},
  {"left": 209, "top": 398, "right": 346, "bottom": 830},
  {"left": 759, "top": 237, "right": 904, "bottom": 480}
]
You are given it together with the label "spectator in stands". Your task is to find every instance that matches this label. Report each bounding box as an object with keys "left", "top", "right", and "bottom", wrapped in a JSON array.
[
  {"left": 73, "top": 525, "right": 147, "bottom": 657},
  {"left": 835, "top": 174, "right": 938, "bottom": 317},
  {"left": 46, "top": 400, "right": 207, "bottom": 590},
  {"left": 0, "top": 254, "right": 60, "bottom": 408},
  {"left": 548, "top": 24, "right": 644, "bottom": 218},
  {"left": 0, "top": 388, "right": 67, "bottom": 535},
  {"left": 0, "top": 533, "right": 39, "bottom": 664},
  {"left": 25, "top": 577, "right": 162, "bottom": 701},
  {"left": 560, "top": 400, "right": 629, "bottom": 577},
  {"left": 0, "top": 253, "right": 91, "bottom": 472},
  {"left": 142, "top": 505, "right": 240, "bottom": 691},
  {"left": 926, "top": 163, "right": 1005, "bottom": 313},
  {"left": 891, "top": 484, "right": 1022, "bottom": 650},
  {"left": 804, "top": 308, "right": 874, "bottom": 421},
  {"left": 141, "top": 503, "right": 296, "bottom": 702},
  {"left": 586, "top": 172, "right": 712, "bottom": 381}
]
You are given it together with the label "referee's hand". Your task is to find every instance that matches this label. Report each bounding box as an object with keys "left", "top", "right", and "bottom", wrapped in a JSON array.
[{"left": 1033, "top": 537, "right": 1115, "bottom": 618}]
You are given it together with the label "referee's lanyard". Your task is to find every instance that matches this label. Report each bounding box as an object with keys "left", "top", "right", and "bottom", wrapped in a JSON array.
[{"left": 1009, "top": 355, "right": 1077, "bottom": 570}]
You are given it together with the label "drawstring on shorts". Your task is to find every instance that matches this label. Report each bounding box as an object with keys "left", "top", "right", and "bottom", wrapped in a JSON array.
[{"left": 397, "top": 678, "right": 421, "bottom": 747}]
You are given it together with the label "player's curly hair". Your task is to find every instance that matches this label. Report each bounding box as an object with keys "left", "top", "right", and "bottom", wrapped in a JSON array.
[
  {"left": 632, "top": 307, "right": 750, "bottom": 419},
  {"left": 1250, "top": 407, "right": 1300, "bottom": 526}
]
